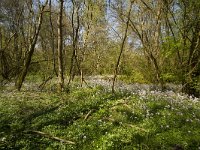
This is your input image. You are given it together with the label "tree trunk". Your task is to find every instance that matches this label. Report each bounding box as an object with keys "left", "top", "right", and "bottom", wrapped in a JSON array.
[
  {"left": 68, "top": 0, "right": 80, "bottom": 86},
  {"left": 112, "top": 2, "right": 132, "bottom": 94},
  {"left": 57, "top": 0, "right": 64, "bottom": 92},
  {"left": 49, "top": 0, "right": 57, "bottom": 76},
  {"left": 149, "top": 52, "right": 164, "bottom": 90},
  {"left": 184, "top": 26, "right": 200, "bottom": 97},
  {"left": 16, "top": 2, "right": 47, "bottom": 91}
]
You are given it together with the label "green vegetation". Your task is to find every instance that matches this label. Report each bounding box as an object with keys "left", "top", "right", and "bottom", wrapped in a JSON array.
[
  {"left": 1, "top": 86, "right": 200, "bottom": 149},
  {"left": 1, "top": 0, "right": 200, "bottom": 96},
  {"left": 0, "top": 0, "right": 200, "bottom": 149}
]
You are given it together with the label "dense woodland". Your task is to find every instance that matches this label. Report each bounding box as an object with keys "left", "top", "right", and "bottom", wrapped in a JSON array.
[
  {"left": 0, "top": 0, "right": 199, "bottom": 96},
  {"left": 0, "top": 0, "right": 200, "bottom": 149}
]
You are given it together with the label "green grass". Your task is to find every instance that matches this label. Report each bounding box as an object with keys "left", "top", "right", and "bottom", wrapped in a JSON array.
[{"left": 0, "top": 87, "right": 200, "bottom": 150}]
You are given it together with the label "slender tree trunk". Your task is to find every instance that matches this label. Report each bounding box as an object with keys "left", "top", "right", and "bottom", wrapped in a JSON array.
[
  {"left": 57, "top": 0, "right": 64, "bottom": 92},
  {"left": 14, "top": 32, "right": 21, "bottom": 71},
  {"left": 68, "top": 0, "right": 80, "bottom": 86},
  {"left": 184, "top": 26, "right": 200, "bottom": 97},
  {"left": 0, "top": 28, "right": 2, "bottom": 50},
  {"left": 67, "top": 0, "right": 75, "bottom": 86},
  {"left": 112, "top": 2, "right": 132, "bottom": 94},
  {"left": 14, "top": 31, "right": 22, "bottom": 84},
  {"left": 49, "top": 0, "right": 57, "bottom": 76},
  {"left": 16, "top": 1, "right": 48, "bottom": 91},
  {"left": 149, "top": 52, "right": 164, "bottom": 90},
  {"left": 155, "top": 1, "right": 165, "bottom": 90}
]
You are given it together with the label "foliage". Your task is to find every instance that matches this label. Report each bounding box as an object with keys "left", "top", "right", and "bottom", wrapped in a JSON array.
[
  {"left": 1, "top": 85, "right": 200, "bottom": 149},
  {"left": 118, "top": 71, "right": 148, "bottom": 84},
  {"left": 1, "top": 1, "right": 200, "bottom": 149}
]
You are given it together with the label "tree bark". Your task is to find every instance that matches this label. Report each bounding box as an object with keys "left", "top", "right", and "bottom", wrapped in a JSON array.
[
  {"left": 49, "top": 0, "right": 57, "bottom": 76},
  {"left": 57, "top": 0, "right": 64, "bottom": 92},
  {"left": 67, "top": 0, "right": 80, "bottom": 86}
]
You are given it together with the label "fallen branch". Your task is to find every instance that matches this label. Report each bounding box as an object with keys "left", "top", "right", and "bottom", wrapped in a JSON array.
[
  {"left": 84, "top": 109, "right": 93, "bottom": 121},
  {"left": 26, "top": 130, "right": 75, "bottom": 144}
]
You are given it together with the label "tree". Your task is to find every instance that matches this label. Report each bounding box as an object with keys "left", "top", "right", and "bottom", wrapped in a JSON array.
[
  {"left": 177, "top": 0, "right": 200, "bottom": 97},
  {"left": 57, "top": 0, "right": 64, "bottom": 92},
  {"left": 159, "top": 0, "right": 200, "bottom": 97},
  {"left": 0, "top": 0, "right": 25, "bottom": 82},
  {"left": 67, "top": 0, "right": 80, "bottom": 86},
  {"left": 16, "top": 0, "right": 48, "bottom": 91},
  {"left": 112, "top": 0, "right": 133, "bottom": 93}
]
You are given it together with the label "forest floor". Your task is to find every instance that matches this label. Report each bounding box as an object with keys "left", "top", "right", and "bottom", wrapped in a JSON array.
[{"left": 0, "top": 76, "right": 200, "bottom": 149}]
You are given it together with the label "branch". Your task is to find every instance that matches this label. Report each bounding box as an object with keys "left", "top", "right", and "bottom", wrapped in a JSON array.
[
  {"left": 84, "top": 109, "right": 93, "bottom": 120},
  {"left": 26, "top": 130, "right": 76, "bottom": 144},
  {"left": 140, "top": 0, "right": 152, "bottom": 11}
]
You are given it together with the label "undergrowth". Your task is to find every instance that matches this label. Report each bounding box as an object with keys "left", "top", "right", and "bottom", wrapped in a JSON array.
[{"left": 0, "top": 86, "right": 200, "bottom": 150}]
